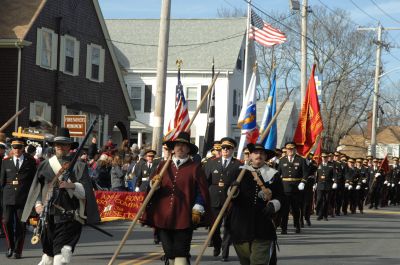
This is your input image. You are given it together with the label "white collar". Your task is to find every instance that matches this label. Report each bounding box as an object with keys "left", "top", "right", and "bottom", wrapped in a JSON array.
[
  {"left": 14, "top": 155, "right": 24, "bottom": 163},
  {"left": 222, "top": 156, "right": 232, "bottom": 164},
  {"left": 252, "top": 164, "right": 277, "bottom": 183},
  {"left": 173, "top": 156, "right": 189, "bottom": 168}
]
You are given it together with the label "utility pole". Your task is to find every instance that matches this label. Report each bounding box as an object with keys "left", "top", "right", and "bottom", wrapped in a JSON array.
[
  {"left": 300, "top": 0, "right": 308, "bottom": 106},
  {"left": 358, "top": 25, "right": 400, "bottom": 157},
  {"left": 151, "top": 0, "right": 171, "bottom": 154}
]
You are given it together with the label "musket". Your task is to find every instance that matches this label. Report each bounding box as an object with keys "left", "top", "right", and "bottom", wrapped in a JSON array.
[
  {"left": 0, "top": 107, "right": 25, "bottom": 132},
  {"left": 194, "top": 89, "right": 294, "bottom": 265}
]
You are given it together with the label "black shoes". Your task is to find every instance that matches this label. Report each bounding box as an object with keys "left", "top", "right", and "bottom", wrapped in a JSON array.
[
  {"left": 317, "top": 216, "right": 323, "bottom": 221},
  {"left": 221, "top": 257, "right": 229, "bottom": 262},
  {"left": 323, "top": 217, "right": 328, "bottom": 221},
  {"left": 213, "top": 248, "right": 221, "bottom": 257},
  {"left": 281, "top": 230, "right": 287, "bottom": 235},
  {"left": 295, "top": 227, "right": 301, "bottom": 234},
  {"left": 6, "top": 249, "right": 13, "bottom": 258},
  {"left": 14, "top": 253, "right": 21, "bottom": 259}
]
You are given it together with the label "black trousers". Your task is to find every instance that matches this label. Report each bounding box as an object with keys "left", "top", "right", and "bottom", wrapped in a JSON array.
[
  {"left": 2, "top": 205, "right": 25, "bottom": 254},
  {"left": 335, "top": 187, "right": 344, "bottom": 215},
  {"left": 211, "top": 207, "right": 231, "bottom": 258},
  {"left": 42, "top": 216, "right": 82, "bottom": 257},
  {"left": 316, "top": 190, "right": 330, "bottom": 218},
  {"left": 159, "top": 228, "right": 193, "bottom": 259},
  {"left": 301, "top": 189, "right": 313, "bottom": 222},
  {"left": 370, "top": 186, "right": 381, "bottom": 208},
  {"left": 281, "top": 192, "right": 301, "bottom": 231}
]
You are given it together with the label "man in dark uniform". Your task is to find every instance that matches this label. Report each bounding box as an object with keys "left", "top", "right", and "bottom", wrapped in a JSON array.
[
  {"left": 388, "top": 157, "right": 400, "bottom": 205},
  {"left": 135, "top": 149, "right": 158, "bottom": 192},
  {"left": 228, "top": 143, "right": 285, "bottom": 265},
  {"left": 355, "top": 158, "right": 368, "bottom": 214},
  {"left": 335, "top": 155, "right": 347, "bottom": 215},
  {"left": 0, "top": 141, "right": 7, "bottom": 238},
  {"left": 22, "top": 128, "right": 100, "bottom": 265},
  {"left": 278, "top": 142, "right": 308, "bottom": 234},
  {"left": 204, "top": 137, "right": 242, "bottom": 261},
  {"left": 315, "top": 152, "right": 335, "bottom": 221},
  {"left": 0, "top": 138, "right": 36, "bottom": 259},
  {"left": 368, "top": 158, "right": 384, "bottom": 209},
  {"left": 302, "top": 152, "right": 316, "bottom": 227}
]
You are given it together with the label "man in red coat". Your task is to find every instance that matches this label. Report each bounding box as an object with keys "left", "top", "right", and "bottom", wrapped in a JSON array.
[{"left": 142, "top": 132, "right": 211, "bottom": 265}]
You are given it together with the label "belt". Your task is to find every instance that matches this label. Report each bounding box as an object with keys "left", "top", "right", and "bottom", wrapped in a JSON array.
[
  {"left": 282, "top": 177, "right": 302, "bottom": 181},
  {"left": 6, "top": 180, "right": 19, "bottom": 185},
  {"left": 142, "top": 177, "right": 149, "bottom": 181}
]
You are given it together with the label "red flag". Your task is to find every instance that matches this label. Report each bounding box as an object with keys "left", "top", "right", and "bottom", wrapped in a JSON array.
[
  {"left": 312, "top": 138, "right": 322, "bottom": 165},
  {"left": 293, "top": 64, "right": 324, "bottom": 156},
  {"left": 379, "top": 155, "right": 389, "bottom": 174}
]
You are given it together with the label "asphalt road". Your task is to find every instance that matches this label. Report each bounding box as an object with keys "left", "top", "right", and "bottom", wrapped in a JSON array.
[{"left": 1, "top": 207, "right": 400, "bottom": 265}]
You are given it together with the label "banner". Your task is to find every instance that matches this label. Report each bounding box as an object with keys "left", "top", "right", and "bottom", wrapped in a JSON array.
[{"left": 95, "top": 191, "right": 145, "bottom": 222}]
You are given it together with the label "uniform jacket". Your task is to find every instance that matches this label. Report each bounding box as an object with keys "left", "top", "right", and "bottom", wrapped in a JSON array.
[
  {"left": 316, "top": 162, "right": 335, "bottom": 191},
  {"left": 22, "top": 157, "right": 100, "bottom": 224},
  {"left": 204, "top": 157, "right": 243, "bottom": 208},
  {"left": 0, "top": 154, "right": 36, "bottom": 207},
  {"left": 142, "top": 159, "right": 211, "bottom": 229},
  {"left": 278, "top": 155, "right": 308, "bottom": 193},
  {"left": 388, "top": 165, "right": 400, "bottom": 184},
  {"left": 228, "top": 165, "right": 285, "bottom": 243},
  {"left": 344, "top": 167, "right": 362, "bottom": 187},
  {"left": 368, "top": 166, "right": 384, "bottom": 190},
  {"left": 135, "top": 159, "right": 158, "bottom": 190}
]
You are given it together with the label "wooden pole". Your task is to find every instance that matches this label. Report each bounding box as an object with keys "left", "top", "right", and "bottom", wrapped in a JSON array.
[
  {"left": 194, "top": 90, "right": 293, "bottom": 265},
  {"left": 0, "top": 108, "right": 26, "bottom": 132}
]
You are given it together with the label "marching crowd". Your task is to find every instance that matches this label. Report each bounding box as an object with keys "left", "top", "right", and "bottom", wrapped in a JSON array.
[{"left": 0, "top": 128, "right": 399, "bottom": 265}]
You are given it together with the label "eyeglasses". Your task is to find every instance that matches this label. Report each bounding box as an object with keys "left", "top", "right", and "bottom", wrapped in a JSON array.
[{"left": 12, "top": 145, "right": 23, "bottom": 150}]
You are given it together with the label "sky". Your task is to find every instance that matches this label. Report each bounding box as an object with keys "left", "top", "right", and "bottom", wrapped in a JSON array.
[{"left": 98, "top": 0, "right": 400, "bottom": 91}]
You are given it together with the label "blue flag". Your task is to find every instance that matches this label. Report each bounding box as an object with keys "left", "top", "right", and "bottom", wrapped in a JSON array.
[{"left": 259, "top": 71, "right": 277, "bottom": 150}]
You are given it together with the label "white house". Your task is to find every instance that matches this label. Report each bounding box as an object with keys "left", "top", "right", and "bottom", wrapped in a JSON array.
[{"left": 106, "top": 18, "right": 257, "bottom": 152}]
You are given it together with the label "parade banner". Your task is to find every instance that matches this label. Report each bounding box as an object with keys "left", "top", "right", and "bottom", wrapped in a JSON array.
[{"left": 95, "top": 191, "right": 145, "bottom": 222}]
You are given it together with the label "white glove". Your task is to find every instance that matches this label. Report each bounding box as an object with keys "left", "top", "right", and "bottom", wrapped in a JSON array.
[
  {"left": 356, "top": 185, "right": 361, "bottom": 190},
  {"left": 365, "top": 187, "right": 368, "bottom": 190},
  {"left": 398, "top": 181, "right": 400, "bottom": 185},
  {"left": 332, "top": 183, "right": 337, "bottom": 189},
  {"left": 392, "top": 183, "right": 395, "bottom": 187},
  {"left": 313, "top": 184, "right": 317, "bottom": 191},
  {"left": 134, "top": 187, "right": 140, "bottom": 192},
  {"left": 375, "top": 173, "right": 381, "bottom": 177},
  {"left": 345, "top": 183, "right": 349, "bottom": 188},
  {"left": 387, "top": 182, "right": 391, "bottom": 187},
  {"left": 298, "top": 182, "right": 305, "bottom": 191},
  {"left": 362, "top": 179, "right": 367, "bottom": 184},
  {"left": 384, "top": 180, "right": 388, "bottom": 185},
  {"left": 348, "top": 185, "right": 353, "bottom": 190}
]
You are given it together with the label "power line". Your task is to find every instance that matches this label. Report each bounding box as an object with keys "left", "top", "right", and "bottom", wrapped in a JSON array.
[
  {"left": 349, "top": 0, "right": 379, "bottom": 23},
  {"left": 370, "top": 0, "right": 400, "bottom": 25}
]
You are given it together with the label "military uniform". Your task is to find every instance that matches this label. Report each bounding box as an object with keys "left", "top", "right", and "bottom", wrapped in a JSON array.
[
  {"left": 135, "top": 150, "right": 158, "bottom": 192},
  {"left": 388, "top": 161, "right": 400, "bottom": 205},
  {"left": 368, "top": 164, "right": 384, "bottom": 209},
  {"left": 278, "top": 149, "right": 308, "bottom": 233},
  {"left": 316, "top": 161, "right": 335, "bottom": 220},
  {"left": 1, "top": 150, "right": 36, "bottom": 258}
]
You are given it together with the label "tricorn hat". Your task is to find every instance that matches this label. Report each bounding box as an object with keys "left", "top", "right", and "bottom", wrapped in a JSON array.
[
  {"left": 50, "top": 128, "right": 79, "bottom": 149},
  {"left": 163, "top": 131, "right": 198, "bottom": 156}
]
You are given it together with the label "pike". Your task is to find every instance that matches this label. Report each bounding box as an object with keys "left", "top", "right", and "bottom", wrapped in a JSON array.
[
  {"left": 108, "top": 71, "right": 220, "bottom": 265},
  {"left": 0, "top": 107, "right": 26, "bottom": 132},
  {"left": 194, "top": 88, "right": 294, "bottom": 265}
]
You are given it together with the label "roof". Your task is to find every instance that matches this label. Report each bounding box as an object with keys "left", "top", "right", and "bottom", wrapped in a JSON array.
[
  {"left": 105, "top": 18, "right": 247, "bottom": 71},
  {"left": 0, "top": 0, "right": 46, "bottom": 41}
]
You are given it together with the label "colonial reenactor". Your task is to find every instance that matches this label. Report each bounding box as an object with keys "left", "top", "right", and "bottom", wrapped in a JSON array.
[
  {"left": 142, "top": 132, "right": 211, "bottom": 265},
  {"left": 135, "top": 149, "right": 157, "bottom": 192},
  {"left": 203, "top": 137, "right": 242, "bottom": 261},
  {"left": 228, "top": 143, "right": 285, "bottom": 265},
  {"left": 21, "top": 128, "right": 100, "bottom": 265},
  {"left": 278, "top": 142, "right": 308, "bottom": 234},
  {"left": 315, "top": 152, "right": 335, "bottom": 221},
  {"left": 368, "top": 158, "right": 384, "bottom": 209},
  {"left": 0, "top": 138, "right": 36, "bottom": 259}
]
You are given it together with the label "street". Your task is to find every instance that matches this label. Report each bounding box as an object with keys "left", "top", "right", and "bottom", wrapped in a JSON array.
[{"left": 1, "top": 207, "right": 400, "bottom": 265}]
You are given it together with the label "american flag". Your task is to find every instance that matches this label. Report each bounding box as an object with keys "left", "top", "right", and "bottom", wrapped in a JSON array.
[
  {"left": 164, "top": 68, "right": 190, "bottom": 141},
  {"left": 249, "top": 10, "right": 287, "bottom": 47}
]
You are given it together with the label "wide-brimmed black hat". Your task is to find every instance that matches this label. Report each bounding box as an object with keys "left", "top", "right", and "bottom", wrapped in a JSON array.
[
  {"left": 50, "top": 128, "right": 79, "bottom": 149},
  {"left": 163, "top": 132, "right": 198, "bottom": 155},
  {"left": 247, "top": 143, "right": 276, "bottom": 160}
]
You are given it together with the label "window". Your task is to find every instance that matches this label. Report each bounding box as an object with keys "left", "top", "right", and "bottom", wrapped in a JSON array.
[
  {"left": 86, "top": 43, "right": 105, "bottom": 82},
  {"left": 233, "top": 90, "right": 238, "bottom": 116},
  {"left": 36, "top": 28, "right": 58, "bottom": 70},
  {"left": 200, "top": 85, "right": 208, "bottom": 113},
  {"left": 60, "top": 35, "right": 80, "bottom": 75},
  {"left": 29, "top": 101, "right": 51, "bottom": 121},
  {"left": 129, "top": 86, "right": 142, "bottom": 111},
  {"left": 144, "top": 85, "right": 152, "bottom": 113},
  {"left": 186, "top": 87, "right": 197, "bottom": 112}
]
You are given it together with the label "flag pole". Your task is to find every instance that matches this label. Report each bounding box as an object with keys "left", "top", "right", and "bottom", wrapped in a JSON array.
[
  {"left": 0, "top": 108, "right": 26, "bottom": 132},
  {"left": 194, "top": 88, "right": 293, "bottom": 265},
  {"left": 242, "top": 0, "right": 251, "bottom": 106}
]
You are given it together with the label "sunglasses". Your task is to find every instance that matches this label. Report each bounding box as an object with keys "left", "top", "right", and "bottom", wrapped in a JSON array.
[
  {"left": 12, "top": 145, "right": 23, "bottom": 150},
  {"left": 221, "top": 146, "right": 232, "bottom": 150}
]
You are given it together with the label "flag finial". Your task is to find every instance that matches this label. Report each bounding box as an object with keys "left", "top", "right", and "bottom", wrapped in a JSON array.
[
  {"left": 252, "top": 61, "right": 258, "bottom": 73},
  {"left": 176, "top": 59, "right": 183, "bottom": 69}
]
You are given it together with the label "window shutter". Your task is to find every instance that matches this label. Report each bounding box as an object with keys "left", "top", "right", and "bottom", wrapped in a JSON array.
[
  {"left": 99, "top": 48, "right": 105, "bottom": 82},
  {"left": 200, "top": 85, "right": 208, "bottom": 113},
  {"left": 144, "top": 85, "right": 152, "bottom": 113},
  {"left": 36, "top": 28, "right": 42, "bottom": 66},
  {"left": 73, "top": 40, "right": 80, "bottom": 76},
  {"left": 59, "top": 35, "right": 65, "bottom": 72},
  {"left": 51, "top": 32, "right": 58, "bottom": 70},
  {"left": 86, "top": 44, "right": 91, "bottom": 79}
]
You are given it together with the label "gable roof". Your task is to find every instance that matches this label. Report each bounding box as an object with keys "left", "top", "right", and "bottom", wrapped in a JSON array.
[
  {"left": 105, "top": 18, "right": 247, "bottom": 71},
  {"left": 0, "top": 0, "right": 46, "bottom": 44}
]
